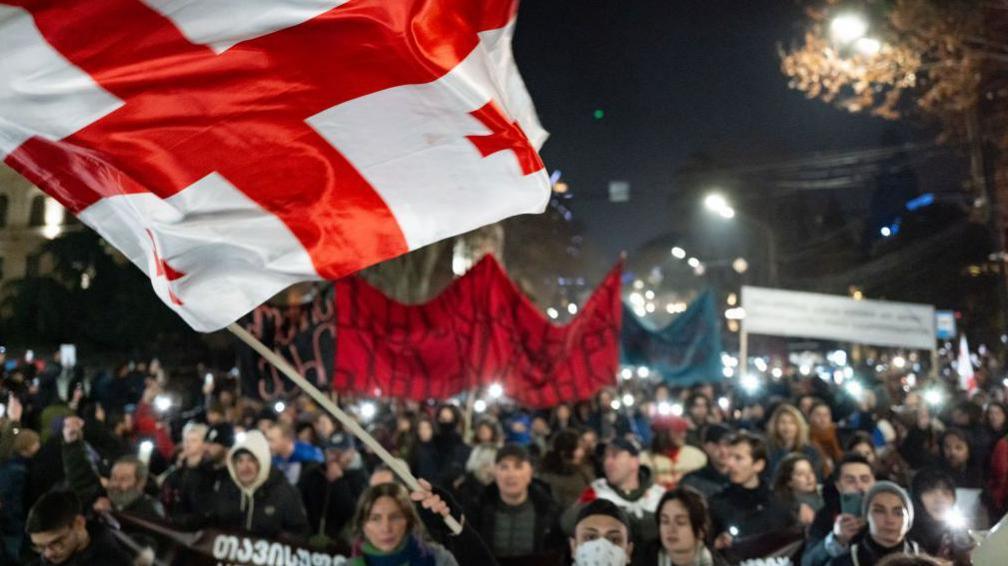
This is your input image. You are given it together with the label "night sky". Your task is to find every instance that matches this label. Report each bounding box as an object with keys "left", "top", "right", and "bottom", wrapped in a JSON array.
[{"left": 513, "top": 0, "right": 921, "bottom": 259}]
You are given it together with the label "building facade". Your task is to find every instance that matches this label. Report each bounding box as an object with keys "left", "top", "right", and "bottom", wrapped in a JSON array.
[{"left": 0, "top": 164, "right": 71, "bottom": 287}]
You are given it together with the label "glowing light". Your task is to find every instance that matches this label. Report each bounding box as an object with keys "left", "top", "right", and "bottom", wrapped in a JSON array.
[
  {"left": 657, "top": 401, "right": 672, "bottom": 416},
  {"left": 610, "top": 400, "right": 622, "bottom": 411},
  {"left": 359, "top": 402, "right": 377, "bottom": 421},
  {"left": 474, "top": 399, "right": 487, "bottom": 413},
  {"left": 729, "top": 526, "right": 740, "bottom": 537},
  {"left": 622, "top": 394, "right": 635, "bottom": 407},
  {"left": 704, "top": 194, "right": 729, "bottom": 212},
  {"left": 235, "top": 431, "right": 247, "bottom": 444},
  {"left": 567, "top": 303, "right": 578, "bottom": 315},
  {"left": 488, "top": 383, "right": 504, "bottom": 399},
  {"left": 546, "top": 307, "right": 559, "bottom": 319},
  {"left": 854, "top": 37, "right": 882, "bottom": 56},
  {"left": 830, "top": 13, "right": 869, "bottom": 44},
  {"left": 727, "top": 293, "right": 738, "bottom": 306},
  {"left": 687, "top": 257, "right": 700, "bottom": 268},
  {"left": 138, "top": 440, "right": 154, "bottom": 465},
  {"left": 693, "top": 263, "right": 706, "bottom": 276},
  {"left": 732, "top": 257, "right": 748, "bottom": 274},
  {"left": 644, "top": 290, "right": 655, "bottom": 300},
  {"left": 274, "top": 401, "right": 286, "bottom": 413},
  {"left": 771, "top": 367, "right": 784, "bottom": 379},
  {"left": 633, "top": 280, "right": 645, "bottom": 290},
  {"left": 629, "top": 292, "right": 645, "bottom": 306},
  {"left": 846, "top": 381, "right": 864, "bottom": 399},
  {"left": 41, "top": 224, "right": 62, "bottom": 239},
  {"left": 621, "top": 368, "right": 633, "bottom": 380},
  {"left": 718, "top": 397, "right": 730, "bottom": 410},
  {"left": 723, "top": 367, "right": 734, "bottom": 378},
  {"left": 741, "top": 374, "right": 760, "bottom": 393},
  {"left": 718, "top": 206, "right": 735, "bottom": 219},
  {"left": 671, "top": 247, "right": 686, "bottom": 259},
  {"left": 828, "top": 350, "right": 848, "bottom": 366},
  {"left": 906, "top": 373, "right": 917, "bottom": 387},
  {"left": 754, "top": 358, "right": 768, "bottom": 373},
  {"left": 671, "top": 403, "right": 684, "bottom": 416},
  {"left": 725, "top": 307, "right": 746, "bottom": 320},
  {"left": 843, "top": 367, "right": 854, "bottom": 379},
  {"left": 637, "top": 367, "right": 651, "bottom": 378},
  {"left": 945, "top": 508, "right": 967, "bottom": 530},
  {"left": 153, "top": 395, "right": 173, "bottom": 412},
  {"left": 645, "top": 302, "right": 656, "bottom": 313},
  {"left": 880, "top": 226, "right": 892, "bottom": 237},
  {"left": 925, "top": 389, "right": 943, "bottom": 406},
  {"left": 800, "top": 365, "right": 812, "bottom": 376},
  {"left": 892, "top": 356, "right": 906, "bottom": 369}
]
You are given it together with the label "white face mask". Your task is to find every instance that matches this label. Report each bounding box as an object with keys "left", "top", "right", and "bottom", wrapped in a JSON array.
[{"left": 574, "top": 538, "right": 628, "bottom": 566}]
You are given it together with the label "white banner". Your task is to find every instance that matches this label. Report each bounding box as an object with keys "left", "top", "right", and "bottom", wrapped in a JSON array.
[{"left": 741, "top": 286, "right": 936, "bottom": 350}]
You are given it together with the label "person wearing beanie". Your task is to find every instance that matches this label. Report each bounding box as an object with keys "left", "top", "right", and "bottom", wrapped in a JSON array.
[{"left": 827, "top": 481, "right": 920, "bottom": 566}]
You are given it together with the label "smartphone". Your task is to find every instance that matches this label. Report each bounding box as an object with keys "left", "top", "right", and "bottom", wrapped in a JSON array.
[{"left": 840, "top": 492, "right": 864, "bottom": 517}]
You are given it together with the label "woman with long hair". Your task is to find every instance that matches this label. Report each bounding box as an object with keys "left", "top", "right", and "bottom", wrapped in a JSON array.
[
  {"left": 641, "top": 487, "right": 725, "bottom": 565},
  {"left": 771, "top": 452, "right": 824, "bottom": 527},
  {"left": 766, "top": 404, "right": 825, "bottom": 479},
  {"left": 350, "top": 481, "right": 493, "bottom": 565}
]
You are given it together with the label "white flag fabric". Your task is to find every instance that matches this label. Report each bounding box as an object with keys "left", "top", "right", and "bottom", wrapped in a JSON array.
[{"left": 0, "top": 0, "right": 549, "bottom": 331}]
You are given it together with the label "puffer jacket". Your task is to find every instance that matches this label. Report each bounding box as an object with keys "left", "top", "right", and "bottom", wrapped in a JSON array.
[{"left": 207, "top": 430, "right": 310, "bottom": 539}]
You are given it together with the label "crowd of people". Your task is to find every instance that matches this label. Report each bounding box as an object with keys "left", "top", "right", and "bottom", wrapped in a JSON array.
[{"left": 0, "top": 347, "right": 1005, "bottom": 566}]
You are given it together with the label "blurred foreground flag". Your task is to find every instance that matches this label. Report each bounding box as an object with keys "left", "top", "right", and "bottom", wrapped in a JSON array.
[{"left": 0, "top": 0, "right": 548, "bottom": 331}]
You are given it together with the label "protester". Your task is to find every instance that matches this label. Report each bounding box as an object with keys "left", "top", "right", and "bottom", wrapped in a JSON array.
[
  {"left": 569, "top": 499, "right": 634, "bottom": 566},
  {"left": 770, "top": 404, "right": 827, "bottom": 477},
  {"left": 25, "top": 489, "right": 132, "bottom": 565},
  {"left": 539, "top": 429, "right": 596, "bottom": 510},
  {"left": 642, "top": 487, "right": 725, "bottom": 565},
  {"left": 708, "top": 431, "right": 791, "bottom": 547},
  {"left": 197, "top": 429, "right": 310, "bottom": 537},
  {"left": 679, "top": 424, "right": 731, "bottom": 499},
  {"left": 565, "top": 437, "right": 665, "bottom": 559},
  {"left": 826, "top": 481, "right": 920, "bottom": 566},
  {"left": 266, "top": 421, "right": 324, "bottom": 485},
  {"left": 809, "top": 403, "right": 844, "bottom": 474},
  {"left": 803, "top": 453, "right": 877, "bottom": 566},
  {"left": 772, "top": 452, "right": 824, "bottom": 527},
  {"left": 298, "top": 433, "right": 368, "bottom": 545},
  {"left": 0, "top": 427, "right": 39, "bottom": 562},
  {"left": 467, "top": 443, "right": 563, "bottom": 559},
  {"left": 642, "top": 417, "right": 707, "bottom": 489}
]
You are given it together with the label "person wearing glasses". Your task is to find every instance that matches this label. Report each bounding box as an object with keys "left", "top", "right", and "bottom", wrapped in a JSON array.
[{"left": 25, "top": 489, "right": 132, "bottom": 565}]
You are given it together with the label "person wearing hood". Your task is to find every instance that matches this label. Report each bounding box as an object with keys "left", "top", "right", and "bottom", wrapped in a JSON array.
[
  {"left": 431, "top": 405, "right": 471, "bottom": 488},
  {"left": 563, "top": 437, "right": 665, "bottom": 562},
  {"left": 207, "top": 429, "right": 310, "bottom": 538}
]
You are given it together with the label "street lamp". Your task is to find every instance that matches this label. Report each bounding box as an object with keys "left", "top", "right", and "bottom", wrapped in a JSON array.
[{"left": 703, "top": 192, "right": 777, "bottom": 286}]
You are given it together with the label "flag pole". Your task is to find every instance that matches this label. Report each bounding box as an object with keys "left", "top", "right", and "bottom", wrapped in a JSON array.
[{"left": 227, "top": 323, "right": 463, "bottom": 535}]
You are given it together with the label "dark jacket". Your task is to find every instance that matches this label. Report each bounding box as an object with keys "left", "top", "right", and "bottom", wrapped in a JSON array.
[
  {"left": 31, "top": 520, "right": 133, "bottom": 566},
  {"left": 297, "top": 463, "right": 367, "bottom": 539},
  {"left": 206, "top": 430, "right": 310, "bottom": 539},
  {"left": 826, "top": 537, "right": 920, "bottom": 566},
  {"left": 61, "top": 438, "right": 164, "bottom": 521},
  {"left": 468, "top": 481, "right": 563, "bottom": 559},
  {"left": 679, "top": 462, "right": 729, "bottom": 500},
  {"left": 161, "top": 459, "right": 216, "bottom": 519},
  {"left": 0, "top": 456, "right": 30, "bottom": 562},
  {"left": 708, "top": 482, "right": 792, "bottom": 540}
]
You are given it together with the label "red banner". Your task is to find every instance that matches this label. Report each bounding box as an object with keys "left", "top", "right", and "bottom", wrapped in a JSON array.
[{"left": 332, "top": 256, "right": 622, "bottom": 407}]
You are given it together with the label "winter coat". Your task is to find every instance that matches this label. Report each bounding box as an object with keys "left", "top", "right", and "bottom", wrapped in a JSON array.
[
  {"left": 679, "top": 462, "right": 729, "bottom": 500},
  {"left": 30, "top": 520, "right": 133, "bottom": 566},
  {"left": 826, "top": 537, "right": 920, "bottom": 566},
  {"left": 0, "top": 456, "right": 29, "bottom": 562},
  {"left": 208, "top": 430, "right": 310, "bottom": 538},
  {"left": 297, "top": 463, "right": 367, "bottom": 540},
  {"left": 468, "top": 481, "right": 564, "bottom": 559},
  {"left": 708, "top": 482, "right": 792, "bottom": 540},
  {"left": 538, "top": 463, "right": 594, "bottom": 510},
  {"left": 563, "top": 467, "right": 665, "bottom": 558}
]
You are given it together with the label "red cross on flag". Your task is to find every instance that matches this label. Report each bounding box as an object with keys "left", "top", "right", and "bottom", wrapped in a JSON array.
[{"left": 1, "top": 0, "right": 549, "bottom": 331}]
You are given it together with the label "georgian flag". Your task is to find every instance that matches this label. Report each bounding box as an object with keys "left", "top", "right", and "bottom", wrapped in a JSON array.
[{"left": 1, "top": 0, "right": 549, "bottom": 331}]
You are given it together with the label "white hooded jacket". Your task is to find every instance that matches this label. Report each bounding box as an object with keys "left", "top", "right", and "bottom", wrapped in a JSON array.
[{"left": 226, "top": 430, "right": 272, "bottom": 530}]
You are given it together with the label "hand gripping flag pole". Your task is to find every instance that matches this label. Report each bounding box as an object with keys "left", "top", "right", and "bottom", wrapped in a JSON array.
[{"left": 227, "top": 323, "right": 464, "bottom": 535}]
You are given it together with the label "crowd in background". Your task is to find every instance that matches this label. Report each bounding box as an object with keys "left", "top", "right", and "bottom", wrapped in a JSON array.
[{"left": 0, "top": 345, "right": 1005, "bottom": 566}]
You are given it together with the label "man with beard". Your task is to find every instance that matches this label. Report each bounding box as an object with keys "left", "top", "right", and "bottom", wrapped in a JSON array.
[{"left": 60, "top": 417, "right": 164, "bottom": 521}]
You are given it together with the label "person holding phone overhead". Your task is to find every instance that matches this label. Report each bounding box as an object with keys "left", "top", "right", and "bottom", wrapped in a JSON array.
[{"left": 802, "top": 454, "right": 876, "bottom": 566}]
